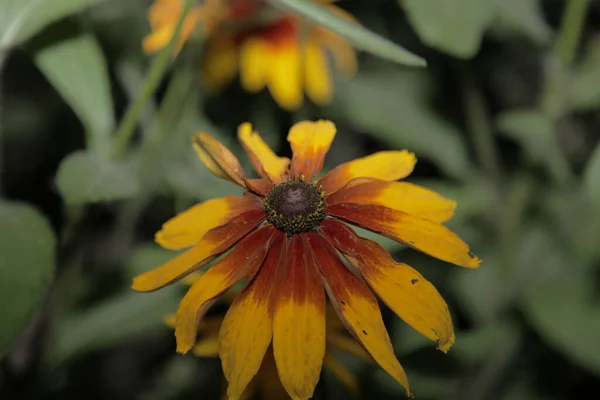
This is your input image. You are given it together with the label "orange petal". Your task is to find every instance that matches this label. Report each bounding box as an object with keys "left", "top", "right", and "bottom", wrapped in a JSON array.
[
  {"left": 245, "top": 178, "right": 273, "bottom": 197},
  {"left": 272, "top": 235, "right": 326, "bottom": 400},
  {"left": 192, "top": 132, "right": 247, "bottom": 187},
  {"left": 288, "top": 120, "right": 336, "bottom": 181},
  {"left": 132, "top": 209, "right": 266, "bottom": 292},
  {"left": 155, "top": 195, "right": 261, "bottom": 250},
  {"left": 322, "top": 220, "right": 455, "bottom": 352},
  {"left": 327, "top": 179, "right": 456, "bottom": 223},
  {"left": 219, "top": 232, "right": 285, "bottom": 399},
  {"left": 192, "top": 335, "right": 220, "bottom": 357},
  {"left": 317, "top": 150, "right": 416, "bottom": 195},
  {"left": 328, "top": 203, "right": 481, "bottom": 268},
  {"left": 174, "top": 225, "right": 277, "bottom": 354},
  {"left": 304, "top": 41, "right": 333, "bottom": 106},
  {"left": 238, "top": 123, "right": 290, "bottom": 183},
  {"left": 305, "top": 233, "right": 411, "bottom": 396}
]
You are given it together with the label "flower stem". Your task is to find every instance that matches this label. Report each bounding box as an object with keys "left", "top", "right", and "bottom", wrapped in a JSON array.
[
  {"left": 554, "top": 0, "right": 590, "bottom": 66},
  {"left": 110, "top": 0, "right": 196, "bottom": 160}
]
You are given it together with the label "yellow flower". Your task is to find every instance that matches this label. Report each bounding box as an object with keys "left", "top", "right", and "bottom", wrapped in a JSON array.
[
  {"left": 133, "top": 120, "right": 481, "bottom": 399},
  {"left": 143, "top": 0, "right": 358, "bottom": 110}
]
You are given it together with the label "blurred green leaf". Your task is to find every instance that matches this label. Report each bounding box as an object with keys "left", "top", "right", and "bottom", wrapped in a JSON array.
[
  {"left": 400, "top": 0, "right": 493, "bottom": 58},
  {"left": 523, "top": 271, "right": 600, "bottom": 376},
  {"left": 45, "top": 287, "right": 180, "bottom": 366},
  {"left": 0, "top": 201, "right": 55, "bottom": 358},
  {"left": 491, "top": 0, "right": 552, "bottom": 45},
  {"left": 569, "top": 36, "right": 600, "bottom": 111},
  {"left": 55, "top": 150, "right": 140, "bottom": 205},
  {"left": 452, "top": 323, "right": 520, "bottom": 365},
  {"left": 268, "top": 0, "right": 427, "bottom": 67},
  {"left": 583, "top": 144, "right": 600, "bottom": 207},
  {"left": 374, "top": 369, "right": 452, "bottom": 398},
  {"left": 33, "top": 31, "right": 114, "bottom": 155},
  {"left": 496, "top": 110, "right": 553, "bottom": 162},
  {"left": 126, "top": 243, "right": 178, "bottom": 278},
  {"left": 0, "top": 0, "right": 105, "bottom": 49},
  {"left": 334, "top": 69, "right": 472, "bottom": 179}
]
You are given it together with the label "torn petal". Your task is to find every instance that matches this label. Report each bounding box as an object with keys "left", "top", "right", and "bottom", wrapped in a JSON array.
[
  {"left": 238, "top": 123, "right": 289, "bottom": 183},
  {"left": 192, "top": 132, "right": 247, "bottom": 187}
]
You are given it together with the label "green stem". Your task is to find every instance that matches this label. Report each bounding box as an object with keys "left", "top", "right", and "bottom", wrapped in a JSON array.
[
  {"left": 555, "top": 0, "right": 590, "bottom": 66},
  {"left": 462, "top": 68, "right": 503, "bottom": 187},
  {"left": 110, "top": 0, "right": 196, "bottom": 160}
]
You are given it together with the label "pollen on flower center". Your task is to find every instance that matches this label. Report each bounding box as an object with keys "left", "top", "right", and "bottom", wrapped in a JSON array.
[{"left": 263, "top": 179, "right": 326, "bottom": 235}]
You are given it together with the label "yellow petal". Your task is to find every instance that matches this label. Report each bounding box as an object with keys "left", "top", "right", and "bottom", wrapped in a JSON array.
[
  {"left": 132, "top": 209, "right": 266, "bottom": 292},
  {"left": 220, "top": 233, "right": 285, "bottom": 399},
  {"left": 192, "top": 132, "right": 247, "bottom": 187},
  {"left": 327, "top": 180, "right": 456, "bottom": 223},
  {"left": 324, "top": 355, "right": 359, "bottom": 395},
  {"left": 304, "top": 42, "right": 333, "bottom": 106},
  {"left": 239, "top": 38, "right": 270, "bottom": 93},
  {"left": 175, "top": 225, "right": 277, "bottom": 354},
  {"left": 288, "top": 120, "right": 336, "bottom": 181},
  {"left": 273, "top": 235, "right": 326, "bottom": 400},
  {"left": 318, "top": 150, "right": 416, "bottom": 195},
  {"left": 328, "top": 204, "right": 481, "bottom": 268},
  {"left": 237, "top": 123, "right": 289, "bottom": 183},
  {"left": 143, "top": 26, "right": 174, "bottom": 54},
  {"left": 203, "top": 36, "right": 239, "bottom": 91},
  {"left": 155, "top": 195, "right": 260, "bottom": 250},
  {"left": 266, "top": 42, "right": 303, "bottom": 111},
  {"left": 320, "top": 31, "right": 357, "bottom": 77},
  {"left": 192, "top": 335, "right": 220, "bottom": 357},
  {"left": 305, "top": 233, "right": 411, "bottom": 396},
  {"left": 322, "top": 220, "right": 455, "bottom": 351}
]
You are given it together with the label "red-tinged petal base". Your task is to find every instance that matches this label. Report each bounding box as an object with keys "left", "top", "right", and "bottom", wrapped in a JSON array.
[
  {"left": 321, "top": 219, "right": 455, "bottom": 352},
  {"left": 175, "top": 225, "right": 277, "bottom": 354},
  {"left": 132, "top": 209, "right": 266, "bottom": 292},
  {"left": 305, "top": 232, "right": 411, "bottom": 397},
  {"left": 328, "top": 203, "right": 481, "bottom": 268},
  {"left": 272, "top": 235, "right": 326, "bottom": 400}
]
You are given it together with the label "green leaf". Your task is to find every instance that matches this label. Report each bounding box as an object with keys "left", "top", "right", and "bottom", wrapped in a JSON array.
[
  {"left": 401, "top": 0, "right": 494, "bottom": 58},
  {"left": 334, "top": 69, "right": 472, "bottom": 179},
  {"left": 569, "top": 36, "right": 600, "bottom": 111},
  {"left": 0, "top": 0, "right": 106, "bottom": 50},
  {"left": 523, "top": 271, "right": 600, "bottom": 375},
  {"left": 452, "top": 323, "right": 520, "bottom": 365},
  {"left": 491, "top": 0, "right": 552, "bottom": 45},
  {"left": 267, "top": 0, "right": 426, "bottom": 67},
  {"left": 45, "top": 287, "right": 180, "bottom": 366},
  {"left": 496, "top": 110, "right": 553, "bottom": 162},
  {"left": 55, "top": 150, "right": 140, "bottom": 205},
  {"left": 583, "top": 144, "right": 600, "bottom": 208},
  {"left": 0, "top": 201, "right": 56, "bottom": 358},
  {"left": 33, "top": 29, "right": 114, "bottom": 156}
]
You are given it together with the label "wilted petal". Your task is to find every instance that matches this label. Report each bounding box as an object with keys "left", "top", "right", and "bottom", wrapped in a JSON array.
[
  {"left": 132, "top": 209, "right": 266, "bottom": 292},
  {"left": 318, "top": 150, "right": 416, "bottom": 195},
  {"left": 192, "top": 132, "right": 247, "bottom": 187},
  {"left": 175, "top": 225, "right": 277, "bottom": 354},
  {"left": 219, "top": 232, "right": 285, "bottom": 400},
  {"left": 322, "top": 220, "right": 455, "bottom": 352},
  {"left": 328, "top": 203, "right": 481, "bottom": 268},
  {"left": 305, "top": 233, "right": 411, "bottom": 396},
  {"left": 288, "top": 120, "right": 336, "bottom": 181},
  {"left": 327, "top": 179, "right": 456, "bottom": 223},
  {"left": 272, "top": 235, "right": 326, "bottom": 400}
]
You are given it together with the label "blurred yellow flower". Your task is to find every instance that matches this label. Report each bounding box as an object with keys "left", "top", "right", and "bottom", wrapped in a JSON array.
[
  {"left": 143, "top": 0, "right": 358, "bottom": 110},
  {"left": 133, "top": 120, "right": 480, "bottom": 399}
]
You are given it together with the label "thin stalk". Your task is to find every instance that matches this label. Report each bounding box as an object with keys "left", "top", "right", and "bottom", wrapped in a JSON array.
[
  {"left": 555, "top": 0, "right": 590, "bottom": 66},
  {"left": 110, "top": 0, "right": 196, "bottom": 159}
]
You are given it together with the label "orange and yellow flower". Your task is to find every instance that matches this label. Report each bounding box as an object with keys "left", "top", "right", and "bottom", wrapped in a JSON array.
[
  {"left": 133, "top": 120, "right": 480, "bottom": 399},
  {"left": 143, "top": 0, "right": 357, "bottom": 110}
]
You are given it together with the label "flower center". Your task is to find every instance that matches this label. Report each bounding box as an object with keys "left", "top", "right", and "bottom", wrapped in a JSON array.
[{"left": 263, "top": 179, "right": 326, "bottom": 235}]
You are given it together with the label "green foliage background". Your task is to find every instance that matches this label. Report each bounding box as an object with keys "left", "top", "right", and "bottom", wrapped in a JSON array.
[{"left": 1, "top": 0, "right": 600, "bottom": 399}]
